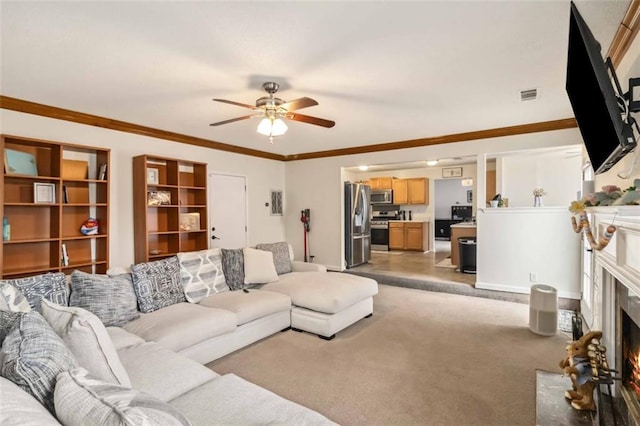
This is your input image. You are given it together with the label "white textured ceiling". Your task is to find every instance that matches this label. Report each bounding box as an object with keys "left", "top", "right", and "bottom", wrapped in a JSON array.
[{"left": 0, "top": 1, "right": 630, "bottom": 156}]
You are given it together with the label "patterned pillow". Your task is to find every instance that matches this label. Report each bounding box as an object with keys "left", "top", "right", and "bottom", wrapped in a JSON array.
[
  {"left": 69, "top": 271, "right": 140, "bottom": 326},
  {"left": 0, "top": 310, "right": 76, "bottom": 414},
  {"left": 130, "top": 256, "right": 185, "bottom": 313},
  {"left": 41, "top": 299, "right": 131, "bottom": 387},
  {"left": 1, "top": 273, "right": 68, "bottom": 312},
  {"left": 0, "top": 282, "right": 32, "bottom": 312},
  {"left": 221, "top": 249, "right": 245, "bottom": 291},
  {"left": 256, "top": 242, "right": 292, "bottom": 275},
  {"left": 177, "top": 248, "right": 229, "bottom": 303},
  {"left": 55, "top": 368, "right": 191, "bottom": 426},
  {"left": 0, "top": 310, "right": 22, "bottom": 346}
]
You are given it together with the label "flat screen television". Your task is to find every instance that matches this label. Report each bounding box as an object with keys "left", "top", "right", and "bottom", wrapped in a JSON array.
[{"left": 566, "top": 2, "right": 637, "bottom": 174}]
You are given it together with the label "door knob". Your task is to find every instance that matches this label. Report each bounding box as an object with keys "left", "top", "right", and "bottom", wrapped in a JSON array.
[{"left": 212, "top": 235, "right": 220, "bottom": 240}]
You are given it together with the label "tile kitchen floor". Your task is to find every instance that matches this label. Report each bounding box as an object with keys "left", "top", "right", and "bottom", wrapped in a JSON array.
[{"left": 350, "top": 240, "right": 476, "bottom": 287}]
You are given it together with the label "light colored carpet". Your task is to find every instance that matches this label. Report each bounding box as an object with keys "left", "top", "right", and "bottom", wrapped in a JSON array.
[{"left": 208, "top": 284, "right": 570, "bottom": 425}]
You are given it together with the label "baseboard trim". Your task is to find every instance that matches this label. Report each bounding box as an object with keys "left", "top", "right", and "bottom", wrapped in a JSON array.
[{"left": 475, "top": 281, "right": 580, "bottom": 300}]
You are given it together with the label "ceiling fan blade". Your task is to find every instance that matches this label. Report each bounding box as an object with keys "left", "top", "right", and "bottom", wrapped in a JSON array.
[
  {"left": 212, "top": 99, "right": 256, "bottom": 110},
  {"left": 209, "top": 115, "right": 254, "bottom": 126},
  {"left": 287, "top": 112, "right": 335, "bottom": 128},
  {"left": 279, "top": 97, "right": 318, "bottom": 111}
]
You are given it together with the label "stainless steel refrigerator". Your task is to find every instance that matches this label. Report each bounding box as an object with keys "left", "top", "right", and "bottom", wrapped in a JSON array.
[{"left": 345, "top": 182, "right": 371, "bottom": 268}]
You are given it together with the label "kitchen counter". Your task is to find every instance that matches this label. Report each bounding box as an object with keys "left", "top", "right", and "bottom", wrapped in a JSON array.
[{"left": 450, "top": 223, "right": 477, "bottom": 267}]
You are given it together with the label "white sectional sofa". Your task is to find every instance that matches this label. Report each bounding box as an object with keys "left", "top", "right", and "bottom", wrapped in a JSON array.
[{"left": 0, "top": 242, "right": 378, "bottom": 424}]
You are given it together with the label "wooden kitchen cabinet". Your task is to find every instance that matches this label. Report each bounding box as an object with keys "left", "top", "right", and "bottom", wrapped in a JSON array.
[
  {"left": 389, "top": 221, "right": 428, "bottom": 251},
  {"left": 392, "top": 178, "right": 428, "bottom": 205},
  {"left": 368, "top": 176, "right": 394, "bottom": 190}
]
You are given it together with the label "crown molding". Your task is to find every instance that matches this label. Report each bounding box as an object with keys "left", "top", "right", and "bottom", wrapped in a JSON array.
[
  {"left": 0, "top": 95, "right": 285, "bottom": 161},
  {"left": 1, "top": 95, "right": 576, "bottom": 162},
  {"left": 607, "top": 0, "right": 640, "bottom": 68}
]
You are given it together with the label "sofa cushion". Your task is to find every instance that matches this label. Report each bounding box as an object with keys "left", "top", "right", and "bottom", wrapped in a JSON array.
[
  {"left": 117, "top": 341, "right": 218, "bottom": 402},
  {"left": 55, "top": 368, "right": 190, "bottom": 426},
  {"left": 221, "top": 248, "right": 245, "bottom": 290},
  {"left": 106, "top": 326, "right": 146, "bottom": 350},
  {"left": 69, "top": 270, "right": 140, "bottom": 326},
  {"left": 0, "top": 377, "right": 60, "bottom": 426},
  {"left": 123, "top": 302, "right": 237, "bottom": 353},
  {"left": 40, "top": 299, "right": 131, "bottom": 387},
  {"left": 243, "top": 247, "right": 279, "bottom": 285},
  {"left": 199, "top": 289, "right": 291, "bottom": 325},
  {"left": 0, "top": 310, "right": 76, "bottom": 414},
  {"left": 0, "top": 282, "right": 32, "bottom": 313},
  {"left": 0, "top": 310, "right": 21, "bottom": 346},
  {"left": 131, "top": 256, "right": 186, "bottom": 313},
  {"left": 169, "top": 373, "right": 336, "bottom": 425},
  {"left": 1, "top": 272, "right": 67, "bottom": 312},
  {"left": 256, "top": 242, "right": 292, "bottom": 275},
  {"left": 261, "top": 271, "right": 379, "bottom": 314},
  {"left": 177, "top": 248, "right": 228, "bottom": 303}
]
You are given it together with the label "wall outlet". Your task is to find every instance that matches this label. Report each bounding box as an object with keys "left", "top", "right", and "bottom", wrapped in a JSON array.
[{"left": 529, "top": 272, "right": 537, "bottom": 282}]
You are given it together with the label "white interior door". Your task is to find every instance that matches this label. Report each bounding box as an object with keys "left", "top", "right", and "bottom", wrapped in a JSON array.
[{"left": 208, "top": 173, "right": 248, "bottom": 249}]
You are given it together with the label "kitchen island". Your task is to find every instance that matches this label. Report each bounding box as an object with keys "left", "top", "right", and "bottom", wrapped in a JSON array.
[{"left": 450, "top": 222, "right": 476, "bottom": 267}]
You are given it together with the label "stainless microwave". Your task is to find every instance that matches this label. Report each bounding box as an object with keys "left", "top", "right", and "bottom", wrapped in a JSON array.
[{"left": 370, "top": 189, "right": 393, "bottom": 204}]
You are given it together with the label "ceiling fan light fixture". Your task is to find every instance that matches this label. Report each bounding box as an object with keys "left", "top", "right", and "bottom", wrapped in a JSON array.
[{"left": 257, "top": 117, "right": 288, "bottom": 138}]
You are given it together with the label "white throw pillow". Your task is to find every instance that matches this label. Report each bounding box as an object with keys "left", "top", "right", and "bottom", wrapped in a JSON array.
[
  {"left": 243, "top": 247, "right": 279, "bottom": 285},
  {"left": 0, "top": 282, "right": 31, "bottom": 312},
  {"left": 41, "top": 299, "right": 131, "bottom": 387}
]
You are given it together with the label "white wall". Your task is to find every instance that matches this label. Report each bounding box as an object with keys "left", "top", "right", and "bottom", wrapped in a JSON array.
[
  {"left": 476, "top": 207, "right": 581, "bottom": 299},
  {"left": 500, "top": 154, "right": 582, "bottom": 207},
  {"left": 1, "top": 110, "right": 287, "bottom": 268},
  {"left": 434, "top": 178, "right": 472, "bottom": 219}
]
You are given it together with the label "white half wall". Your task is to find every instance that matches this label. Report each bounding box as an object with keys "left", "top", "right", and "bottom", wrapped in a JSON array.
[
  {"left": 1, "top": 110, "right": 287, "bottom": 268},
  {"left": 476, "top": 207, "right": 581, "bottom": 299}
]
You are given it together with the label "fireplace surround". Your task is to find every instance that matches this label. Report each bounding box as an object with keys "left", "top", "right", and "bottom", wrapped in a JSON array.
[{"left": 581, "top": 207, "right": 640, "bottom": 424}]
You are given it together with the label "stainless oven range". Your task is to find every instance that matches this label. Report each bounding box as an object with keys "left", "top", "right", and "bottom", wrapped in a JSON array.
[{"left": 370, "top": 206, "right": 399, "bottom": 251}]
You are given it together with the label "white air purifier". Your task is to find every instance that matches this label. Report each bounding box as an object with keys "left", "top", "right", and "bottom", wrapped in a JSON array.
[{"left": 529, "top": 284, "right": 558, "bottom": 336}]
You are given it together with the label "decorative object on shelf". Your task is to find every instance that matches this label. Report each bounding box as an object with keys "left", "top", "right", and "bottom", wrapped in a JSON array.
[
  {"left": 98, "top": 163, "right": 108, "bottom": 180},
  {"left": 62, "top": 185, "right": 69, "bottom": 204},
  {"left": 559, "top": 330, "right": 603, "bottom": 411},
  {"left": 179, "top": 212, "right": 201, "bottom": 231},
  {"left": 149, "top": 249, "right": 162, "bottom": 255},
  {"left": 3, "top": 217, "right": 10, "bottom": 241},
  {"left": 61, "top": 243, "right": 69, "bottom": 266},
  {"left": 533, "top": 188, "right": 546, "bottom": 207},
  {"left": 147, "top": 168, "right": 159, "bottom": 185},
  {"left": 4, "top": 148, "right": 38, "bottom": 175},
  {"left": 442, "top": 167, "right": 462, "bottom": 178},
  {"left": 33, "top": 182, "right": 56, "bottom": 204},
  {"left": 489, "top": 193, "right": 501, "bottom": 207},
  {"left": 61, "top": 159, "right": 88, "bottom": 180},
  {"left": 568, "top": 203, "right": 616, "bottom": 251},
  {"left": 147, "top": 190, "right": 171, "bottom": 206},
  {"left": 80, "top": 218, "right": 99, "bottom": 235},
  {"left": 577, "top": 181, "right": 640, "bottom": 207}
]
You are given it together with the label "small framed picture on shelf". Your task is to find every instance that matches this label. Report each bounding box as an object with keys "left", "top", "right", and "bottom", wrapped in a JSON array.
[
  {"left": 34, "top": 182, "right": 56, "bottom": 204},
  {"left": 179, "top": 212, "right": 201, "bottom": 231},
  {"left": 442, "top": 167, "right": 463, "bottom": 178},
  {"left": 147, "top": 168, "right": 159, "bottom": 185},
  {"left": 147, "top": 190, "right": 171, "bottom": 206}
]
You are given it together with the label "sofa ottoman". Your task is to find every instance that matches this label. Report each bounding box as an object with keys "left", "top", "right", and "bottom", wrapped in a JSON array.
[{"left": 261, "top": 271, "right": 378, "bottom": 339}]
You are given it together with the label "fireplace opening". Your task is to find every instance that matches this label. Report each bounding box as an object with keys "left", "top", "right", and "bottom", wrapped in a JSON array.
[{"left": 623, "top": 310, "right": 640, "bottom": 401}]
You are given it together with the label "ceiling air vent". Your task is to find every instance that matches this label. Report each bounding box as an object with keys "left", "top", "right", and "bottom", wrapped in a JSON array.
[{"left": 520, "top": 88, "right": 538, "bottom": 101}]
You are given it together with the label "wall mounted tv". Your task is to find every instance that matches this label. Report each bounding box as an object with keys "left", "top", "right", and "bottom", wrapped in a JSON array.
[{"left": 566, "top": 2, "right": 637, "bottom": 175}]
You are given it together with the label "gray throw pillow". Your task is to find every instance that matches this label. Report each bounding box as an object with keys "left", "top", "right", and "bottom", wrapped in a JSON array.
[
  {"left": 177, "top": 248, "right": 229, "bottom": 303},
  {"left": 0, "top": 311, "right": 76, "bottom": 414},
  {"left": 69, "top": 271, "right": 140, "bottom": 326},
  {"left": 55, "top": 368, "right": 191, "bottom": 426},
  {"left": 130, "top": 256, "right": 185, "bottom": 313},
  {"left": 256, "top": 242, "right": 292, "bottom": 275},
  {"left": 0, "top": 310, "right": 22, "bottom": 346},
  {"left": 221, "top": 249, "right": 245, "bottom": 291},
  {"left": 1, "top": 273, "right": 68, "bottom": 312}
]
